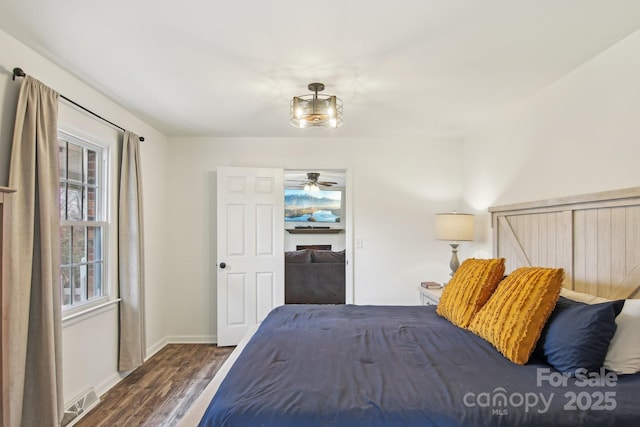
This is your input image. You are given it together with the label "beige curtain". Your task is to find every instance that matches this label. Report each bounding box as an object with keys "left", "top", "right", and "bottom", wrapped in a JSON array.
[
  {"left": 3, "top": 77, "right": 63, "bottom": 426},
  {"left": 118, "top": 130, "right": 146, "bottom": 371}
]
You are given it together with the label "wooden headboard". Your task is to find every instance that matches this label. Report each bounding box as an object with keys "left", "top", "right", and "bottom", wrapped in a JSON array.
[{"left": 489, "top": 187, "right": 640, "bottom": 299}]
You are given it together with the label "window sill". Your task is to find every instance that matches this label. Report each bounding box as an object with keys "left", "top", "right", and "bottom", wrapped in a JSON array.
[{"left": 62, "top": 298, "right": 121, "bottom": 326}]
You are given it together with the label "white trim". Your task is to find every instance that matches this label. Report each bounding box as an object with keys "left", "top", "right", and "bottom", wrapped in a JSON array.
[
  {"left": 145, "top": 337, "right": 169, "bottom": 361},
  {"left": 142, "top": 335, "right": 218, "bottom": 365},
  {"left": 165, "top": 335, "right": 217, "bottom": 344},
  {"left": 344, "top": 168, "right": 354, "bottom": 304},
  {"left": 62, "top": 298, "right": 120, "bottom": 326},
  {"left": 94, "top": 371, "right": 127, "bottom": 398}
]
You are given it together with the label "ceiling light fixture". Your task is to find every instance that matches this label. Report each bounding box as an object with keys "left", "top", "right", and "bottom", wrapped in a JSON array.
[{"left": 290, "top": 83, "right": 343, "bottom": 129}]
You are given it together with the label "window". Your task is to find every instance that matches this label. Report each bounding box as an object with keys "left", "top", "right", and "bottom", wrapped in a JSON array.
[{"left": 58, "top": 131, "right": 107, "bottom": 309}]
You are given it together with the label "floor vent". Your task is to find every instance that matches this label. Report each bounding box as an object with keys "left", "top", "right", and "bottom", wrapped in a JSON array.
[{"left": 61, "top": 388, "right": 99, "bottom": 427}]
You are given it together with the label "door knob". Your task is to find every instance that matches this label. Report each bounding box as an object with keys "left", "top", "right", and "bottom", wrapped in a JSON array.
[{"left": 219, "top": 262, "right": 226, "bottom": 269}]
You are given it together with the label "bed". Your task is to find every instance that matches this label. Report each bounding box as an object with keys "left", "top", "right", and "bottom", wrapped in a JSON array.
[{"left": 179, "top": 187, "right": 640, "bottom": 426}]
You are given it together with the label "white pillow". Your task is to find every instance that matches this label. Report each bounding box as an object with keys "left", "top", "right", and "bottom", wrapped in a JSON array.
[
  {"left": 560, "top": 288, "right": 611, "bottom": 304},
  {"left": 604, "top": 299, "right": 640, "bottom": 374}
]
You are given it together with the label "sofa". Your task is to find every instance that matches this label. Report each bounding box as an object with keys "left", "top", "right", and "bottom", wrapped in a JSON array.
[{"left": 285, "top": 249, "right": 346, "bottom": 304}]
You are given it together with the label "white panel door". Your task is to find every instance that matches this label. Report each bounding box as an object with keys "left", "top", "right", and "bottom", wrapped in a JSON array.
[{"left": 217, "top": 167, "right": 284, "bottom": 346}]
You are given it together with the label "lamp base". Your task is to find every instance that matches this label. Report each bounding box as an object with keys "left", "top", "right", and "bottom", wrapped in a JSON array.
[{"left": 448, "top": 243, "right": 460, "bottom": 277}]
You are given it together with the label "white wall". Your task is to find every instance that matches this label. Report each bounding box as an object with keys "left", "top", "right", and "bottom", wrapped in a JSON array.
[
  {"left": 0, "top": 29, "right": 170, "bottom": 402},
  {"left": 462, "top": 29, "right": 640, "bottom": 258},
  {"left": 165, "top": 136, "right": 470, "bottom": 341}
]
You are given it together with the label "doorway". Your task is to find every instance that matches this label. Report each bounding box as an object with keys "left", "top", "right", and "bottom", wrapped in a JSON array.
[{"left": 283, "top": 169, "right": 351, "bottom": 304}]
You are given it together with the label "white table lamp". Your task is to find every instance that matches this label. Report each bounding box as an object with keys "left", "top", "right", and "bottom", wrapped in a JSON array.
[{"left": 435, "top": 212, "right": 475, "bottom": 277}]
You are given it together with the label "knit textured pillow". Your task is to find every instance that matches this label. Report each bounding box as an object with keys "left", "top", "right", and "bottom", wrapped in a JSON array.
[
  {"left": 436, "top": 258, "right": 505, "bottom": 328},
  {"left": 468, "top": 267, "right": 564, "bottom": 365}
]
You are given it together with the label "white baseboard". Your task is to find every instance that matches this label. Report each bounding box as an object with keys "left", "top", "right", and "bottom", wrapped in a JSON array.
[
  {"left": 166, "top": 335, "right": 217, "bottom": 344},
  {"left": 94, "top": 371, "right": 126, "bottom": 397},
  {"left": 145, "top": 336, "right": 169, "bottom": 361},
  {"left": 143, "top": 335, "right": 217, "bottom": 364}
]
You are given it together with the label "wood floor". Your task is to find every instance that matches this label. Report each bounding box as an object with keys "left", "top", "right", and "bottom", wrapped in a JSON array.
[{"left": 75, "top": 344, "right": 234, "bottom": 427}]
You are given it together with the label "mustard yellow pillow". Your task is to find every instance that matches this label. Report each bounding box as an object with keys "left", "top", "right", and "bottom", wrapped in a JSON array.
[
  {"left": 436, "top": 258, "right": 505, "bottom": 328},
  {"left": 467, "top": 267, "right": 564, "bottom": 365}
]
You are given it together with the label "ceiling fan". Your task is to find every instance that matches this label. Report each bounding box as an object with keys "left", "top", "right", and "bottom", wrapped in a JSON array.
[{"left": 285, "top": 172, "right": 338, "bottom": 191}]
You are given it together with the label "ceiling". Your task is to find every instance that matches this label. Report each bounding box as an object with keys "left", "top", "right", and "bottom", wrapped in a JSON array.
[{"left": 1, "top": 1, "right": 640, "bottom": 139}]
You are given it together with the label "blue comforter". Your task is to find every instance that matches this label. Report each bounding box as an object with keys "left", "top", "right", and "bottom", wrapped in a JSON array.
[{"left": 199, "top": 305, "right": 640, "bottom": 426}]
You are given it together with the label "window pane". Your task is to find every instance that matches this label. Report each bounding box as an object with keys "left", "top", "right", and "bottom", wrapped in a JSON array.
[
  {"left": 58, "top": 141, "right": 67, "bottom": 180},
  {"left": 67, "top": 143, "right": 83, "bottom": 182},
  {"left": 82, "top": 185, "right": 88, "bottom": 220},
  {"left": 72, "top": 265, "right": 87, "bottom": 303},
  {"left": 61, "top": 266, "right": 71, "bottom": 306},
  {"left": 87, "top": 226, "right": 102, "bottom": 262},
  {"left": 60, "top": 226, "right": 71, "bottom": 265},
  {"left": 87, "top": 186, "right": 97, "bottom": 221},
  {"left": 59, "top": 182, "right": 67, "bottom": 220},
  {"left": 87, "top": 149, "right": 97, "bottom": 185},
  {"left": 72, "top": 226, "right": 86, "bottom": 264},
  {"left": 67, "top": 183, "right": 83, "bottom": 220},
  {"left": 87, "top": 263, "right": 102, "bottom": 299}
]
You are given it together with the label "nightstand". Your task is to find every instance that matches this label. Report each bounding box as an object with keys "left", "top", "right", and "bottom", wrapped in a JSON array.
[{"left": 418, "top": 286, "right": 443, "bottom": 306}]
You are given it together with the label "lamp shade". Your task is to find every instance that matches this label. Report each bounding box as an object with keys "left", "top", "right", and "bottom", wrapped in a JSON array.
[{"left": 435, "top": 213, "right": 475, "bottom": 241}]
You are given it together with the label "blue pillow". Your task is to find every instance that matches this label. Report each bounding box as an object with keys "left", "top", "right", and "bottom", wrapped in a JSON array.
[{"left": 536, "top": 296, "right": 624, "bottom": 375}]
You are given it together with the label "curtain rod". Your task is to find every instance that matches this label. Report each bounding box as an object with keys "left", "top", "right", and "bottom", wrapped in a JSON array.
[{"left": 12, "top": 67, "right": 144, "bottom": 142}]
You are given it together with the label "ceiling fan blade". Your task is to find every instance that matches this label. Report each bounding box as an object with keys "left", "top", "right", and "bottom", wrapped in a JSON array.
[{"left": 286, "top": 173, "right": 340, "bottom": 188}]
